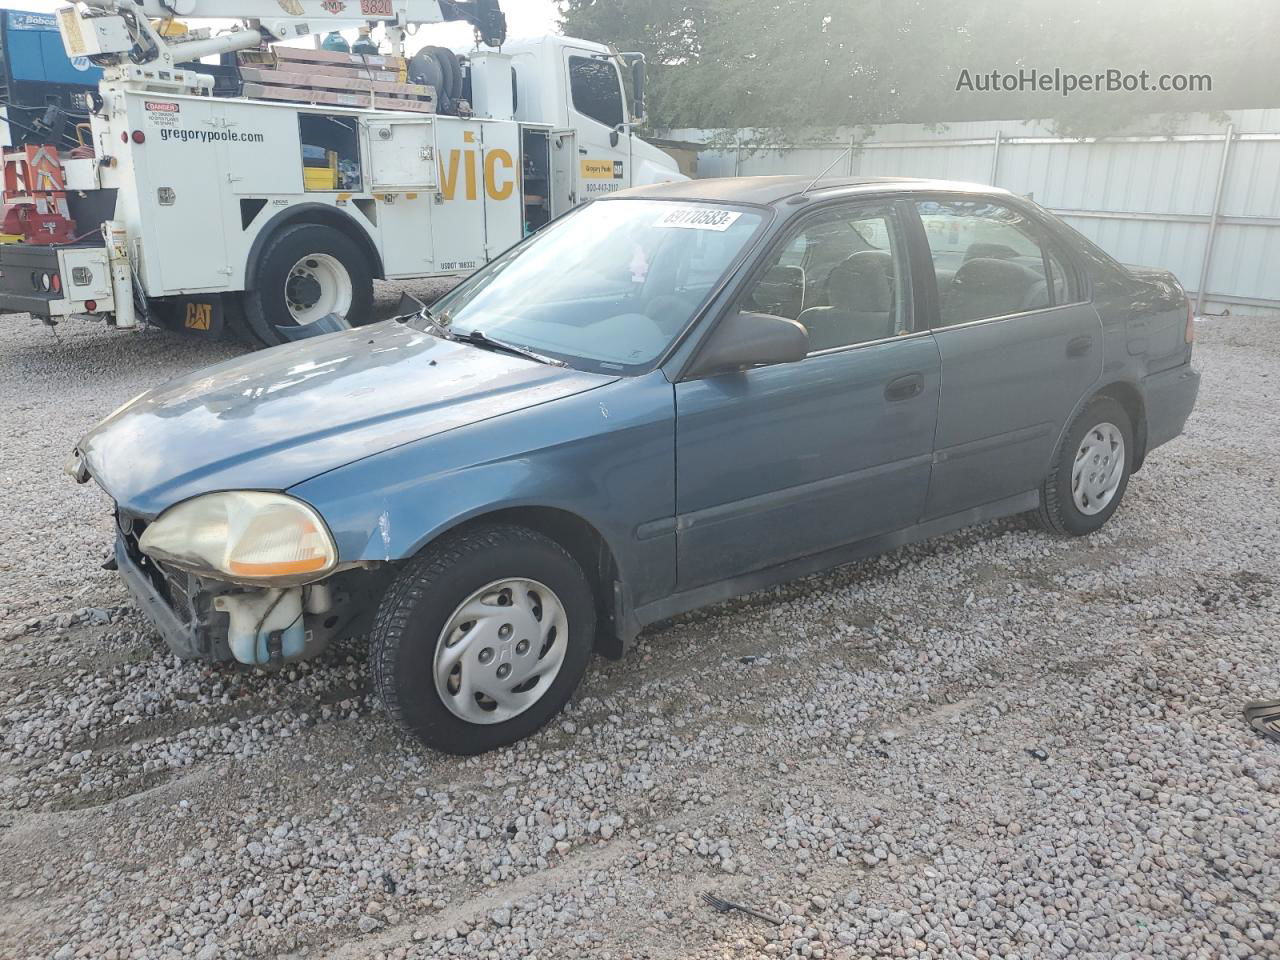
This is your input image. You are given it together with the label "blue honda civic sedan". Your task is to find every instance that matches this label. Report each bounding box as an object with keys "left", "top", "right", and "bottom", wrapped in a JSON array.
[{"left": 68, "top": 176, "right": 1200, "bottom": 754}]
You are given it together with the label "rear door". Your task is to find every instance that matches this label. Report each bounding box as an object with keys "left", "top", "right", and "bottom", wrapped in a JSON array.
[
  {"left": 673, "top": 200, "right": 940, "bottom": 590},
  {"left": 911, "top": 196, "right": 1103, "bottom": 519}
]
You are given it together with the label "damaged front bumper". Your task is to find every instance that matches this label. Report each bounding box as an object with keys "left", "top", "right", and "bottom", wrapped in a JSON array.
[{"left": 114, "top": 516, "right": 366, "bottom": 666}]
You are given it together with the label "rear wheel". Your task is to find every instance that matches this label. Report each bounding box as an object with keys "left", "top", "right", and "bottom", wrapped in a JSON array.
[
  {"left": 371, "top": 524, "right": 596, "bottom": 755},
  {"left": 242, "top": 223, "right": 373, "bottom": 348},
  {"left": 1037, "top": 396, "right": 1134, "bottom": 536}
]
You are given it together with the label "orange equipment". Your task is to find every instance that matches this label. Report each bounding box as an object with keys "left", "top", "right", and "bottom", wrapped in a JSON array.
[{"left": 1, "top": 144, "right": 79, "bottom": 245}]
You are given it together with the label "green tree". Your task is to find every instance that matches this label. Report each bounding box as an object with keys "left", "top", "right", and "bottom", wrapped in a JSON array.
[{"left": 559, "top": 0, "right": 1280, "bottom": 137}]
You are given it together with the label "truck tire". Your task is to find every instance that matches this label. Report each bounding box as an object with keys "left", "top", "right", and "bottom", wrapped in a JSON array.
[
  {"left": 1037, "top": 396, "right": 1134, "bottom": 536},
  {"left": 371, "top": 524, "right": 596, "bottom": 755},
  {"left": 242, "top": 223, "right": 373, "bottom": 348}
]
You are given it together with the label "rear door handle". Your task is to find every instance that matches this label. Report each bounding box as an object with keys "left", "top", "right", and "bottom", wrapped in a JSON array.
[
  {"left": 884, "top": 372, "right": 924, "bottom": 402},
  {"left": 1067, "top": 335, "right": 1094, "bottom": 357}
]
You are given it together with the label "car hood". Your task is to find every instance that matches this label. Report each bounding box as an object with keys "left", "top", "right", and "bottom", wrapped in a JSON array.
[{"left": 78, "top": 321, "right": 616, "bottom": 517}]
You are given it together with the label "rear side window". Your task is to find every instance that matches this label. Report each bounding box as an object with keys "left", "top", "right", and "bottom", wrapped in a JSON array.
[
  {"left": 916, "top": 199, "right": 1077, "bottom": 326},
  {"left": 568, "top": 55, "right": 624, "bottom": 129}
]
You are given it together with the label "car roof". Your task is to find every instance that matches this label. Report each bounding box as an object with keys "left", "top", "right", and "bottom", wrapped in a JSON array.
[{"left": 610, "top": 175, "right": 1017, "bottom": 208}]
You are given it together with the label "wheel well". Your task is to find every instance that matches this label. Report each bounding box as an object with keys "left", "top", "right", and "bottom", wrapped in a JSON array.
[
  {"left": 445, "top": 507, "right": 624, "bottom": 659},
  {"left": 1094, "top": 380, "right": 1148, "bottom": 471},
  {"left": 246, "top": 204, "right": 385, "bottom": 286}
]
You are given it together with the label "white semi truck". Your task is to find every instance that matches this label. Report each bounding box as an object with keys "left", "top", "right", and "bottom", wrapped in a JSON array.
[{"left": 0, "top": 0, "right": 684, "bottom": 346}]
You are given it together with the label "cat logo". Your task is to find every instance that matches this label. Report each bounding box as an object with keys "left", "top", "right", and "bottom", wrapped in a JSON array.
[{"left": 184, "top": 302, "right": 213, "bottom": 331}]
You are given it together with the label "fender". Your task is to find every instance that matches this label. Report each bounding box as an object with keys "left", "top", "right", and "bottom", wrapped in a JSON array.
[
  {"left": 1049, "top": 373, "right": 1149, "bottom": 474},
  {"left": 243, "top": 202, "right": 385, "bottom": 287},
  {"left": 288, "top": 371, "right": 679, "bottom": 611}
]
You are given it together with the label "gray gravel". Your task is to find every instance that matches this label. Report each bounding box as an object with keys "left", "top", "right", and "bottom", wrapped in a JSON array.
[{"left": 1, "top": 302, "right": 1277, "bottom": 960}]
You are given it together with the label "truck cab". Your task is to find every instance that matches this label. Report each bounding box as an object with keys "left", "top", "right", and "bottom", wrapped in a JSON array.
[{"left": 503, "top": 36, "right": 682, "bottom": 201}]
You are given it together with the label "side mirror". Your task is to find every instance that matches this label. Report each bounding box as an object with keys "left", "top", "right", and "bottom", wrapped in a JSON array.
[
  {"left": 631, "top": 58, "right": 646, "bottom": 121},
  {"left": 683, "top": 311, "right": 809, "bottom": 380},
  {"left": 610, "top": 127, "right": 620, "bottom": 148}
]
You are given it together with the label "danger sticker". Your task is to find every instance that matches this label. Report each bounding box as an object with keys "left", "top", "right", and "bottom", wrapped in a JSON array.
[
  {"left": 145, "top": 101, "right": 179, "bottom": 113},
  {"left": 653, "top": 207, "right": 742, "bottom": 231}
]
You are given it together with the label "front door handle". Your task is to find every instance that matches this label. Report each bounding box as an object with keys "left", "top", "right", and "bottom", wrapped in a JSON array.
[
  {"left": 1067, "top": 335, "right": 1094, "bottom": 357},
  {"left": 884, "top": 372, "right": 924, "bottom": 402}
]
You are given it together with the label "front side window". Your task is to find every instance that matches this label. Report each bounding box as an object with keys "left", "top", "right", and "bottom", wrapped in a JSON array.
[
  {"left": 740, "top": 204, "right": 910, "bottom": 353},
  {"left": 568, "top": 55, "right": 625, "bottom": 128},
  {"left": 428, "top": 199, "right": 765, "bottom": 372},
  {"left": 916, "top": 199, "right": 1063, "bottom": 326}
]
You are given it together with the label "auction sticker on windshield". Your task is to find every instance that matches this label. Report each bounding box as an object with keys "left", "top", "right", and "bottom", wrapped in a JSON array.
[{"left": 654, "top": 207, "right": 743, "bottom": 231}]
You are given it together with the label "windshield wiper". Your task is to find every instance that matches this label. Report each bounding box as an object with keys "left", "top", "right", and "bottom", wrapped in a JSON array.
[{"left": 452, "top": 329, "right": 566, "bottom": 367}]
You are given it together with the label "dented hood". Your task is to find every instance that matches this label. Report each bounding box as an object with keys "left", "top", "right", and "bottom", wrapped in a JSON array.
[{"left": 77, "top": 321, "right": 615, "bottom": 517}]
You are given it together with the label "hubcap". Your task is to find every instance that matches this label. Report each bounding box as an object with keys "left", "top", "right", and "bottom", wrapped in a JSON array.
[
  {"left": 284, "top": 253, "right": 353, "bottom": 326},
  {"left": 1071, "top": 422, "right": 1125, "bottom": 516},
  {"left": 432, "top": 578, "right": 568, "bottom": 725}
]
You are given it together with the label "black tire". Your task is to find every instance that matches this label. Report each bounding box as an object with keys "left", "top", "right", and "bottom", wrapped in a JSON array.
[
  {"left": 423, "top": 45, "right": 461, "bottom": 100},
  {"left": 371, "top": 524, "right": 596, "bottom": 755},
  {"left": 1037, "top": 395, "right": 1134, "bottom": 536},
  {"left": 241, "top": 223, "right": 373, "bottom": 349}
]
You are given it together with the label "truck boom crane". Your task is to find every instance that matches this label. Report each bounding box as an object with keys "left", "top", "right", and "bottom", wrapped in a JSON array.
[{"left": 61, "top": 0, "right": 505, "bottom": 78}]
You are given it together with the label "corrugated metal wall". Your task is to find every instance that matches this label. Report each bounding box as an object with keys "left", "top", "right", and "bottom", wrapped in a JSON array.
[{"left": 665, "top": 109, "right": 1280, "bottom": 316}]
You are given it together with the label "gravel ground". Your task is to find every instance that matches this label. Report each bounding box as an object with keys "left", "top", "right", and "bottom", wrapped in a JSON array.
[{"left": 1, "top": 301, "right": 1277, "bottom": 960}]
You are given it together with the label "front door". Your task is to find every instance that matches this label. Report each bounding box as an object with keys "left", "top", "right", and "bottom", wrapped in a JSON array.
[
  {"left": 912, "top": 197, "right": 1104, "bottom": 518},
  {"left": 673, "top": 201, "right": 940, "bottom": 590},
  {"left": 562, "top": 48, "right": 630, "bottom": 201}
]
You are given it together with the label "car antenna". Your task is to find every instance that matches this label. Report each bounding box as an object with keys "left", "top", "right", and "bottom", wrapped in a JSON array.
[{"left": 795, "top": 146, "right": 853, "bottom": 201}]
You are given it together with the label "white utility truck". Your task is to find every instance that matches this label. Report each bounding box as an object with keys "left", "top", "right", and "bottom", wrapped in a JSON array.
[{"left": 0, "top": 0, "right": 683, "bottom": 346}]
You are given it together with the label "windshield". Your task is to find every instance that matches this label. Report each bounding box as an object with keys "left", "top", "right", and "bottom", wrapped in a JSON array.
[{"left": 426, "top": 199, "right": 766, "bottom": 372}]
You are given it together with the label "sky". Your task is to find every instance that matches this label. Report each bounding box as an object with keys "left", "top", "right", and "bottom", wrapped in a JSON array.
[{"left": 0, "top": 0, "right": 561, "bottom": 49}]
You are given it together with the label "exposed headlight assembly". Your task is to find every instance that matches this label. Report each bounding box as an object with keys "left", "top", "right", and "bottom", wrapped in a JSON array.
[{"left": 139, "top": 491, "right": 337, "bottom": 584}]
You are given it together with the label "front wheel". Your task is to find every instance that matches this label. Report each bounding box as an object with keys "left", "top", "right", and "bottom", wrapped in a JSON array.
[
  {"left": 1037, "top": 395, "right": 1134, "bottom": 536},
  {"left": 370, "top": 524, "right": 596, "bottom": 755},
  {"left": 242, "top": 223, "right": 373, "bottom": 348}
]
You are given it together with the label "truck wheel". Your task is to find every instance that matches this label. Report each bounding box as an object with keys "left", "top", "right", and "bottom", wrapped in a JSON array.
[
  {"left": 1037, "top": 396, "right": 1134, "bottom": 536},
  {"left": 242, "top": 223, "right": 373, "bottom": 348},
  {"left": 371, "top": 524, "right": 596, "bottom": 755}
]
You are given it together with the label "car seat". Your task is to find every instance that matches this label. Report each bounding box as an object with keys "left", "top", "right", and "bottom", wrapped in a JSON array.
[{"left": 797, "top": 252, "right": 895, "bottom": 350}]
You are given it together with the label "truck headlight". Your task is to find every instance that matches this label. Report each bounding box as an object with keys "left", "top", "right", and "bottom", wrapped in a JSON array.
[{"left": 139, "top": 492, "right": 337, "bottom": 582}]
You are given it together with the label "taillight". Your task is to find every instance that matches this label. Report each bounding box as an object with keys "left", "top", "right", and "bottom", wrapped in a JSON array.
[
  {"left": 120, "top": 131, "right": 128, "bottom": 143},
  {"left": 131, "top": 130, "right": 145, "bottom": 144},
  {"left": 1185, "top": 300, "right": 1195, "bottom": 344},
  {"left": 84, "top": 299, "right": 98, "bottom": 312},
  {"left": 51, "top": 274, "right": 61, "bottom": 293}
]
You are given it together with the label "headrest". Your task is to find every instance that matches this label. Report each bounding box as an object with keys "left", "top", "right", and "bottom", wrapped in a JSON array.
[
  {"left": 952, "top": 256, "right": 1039, "bottom": 292},
  {"left": 963, "top": 242, "right": 1022, "bottom": 262},
  {"left": 828, "top": 251, "right": 892, "bottom": 312}
]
